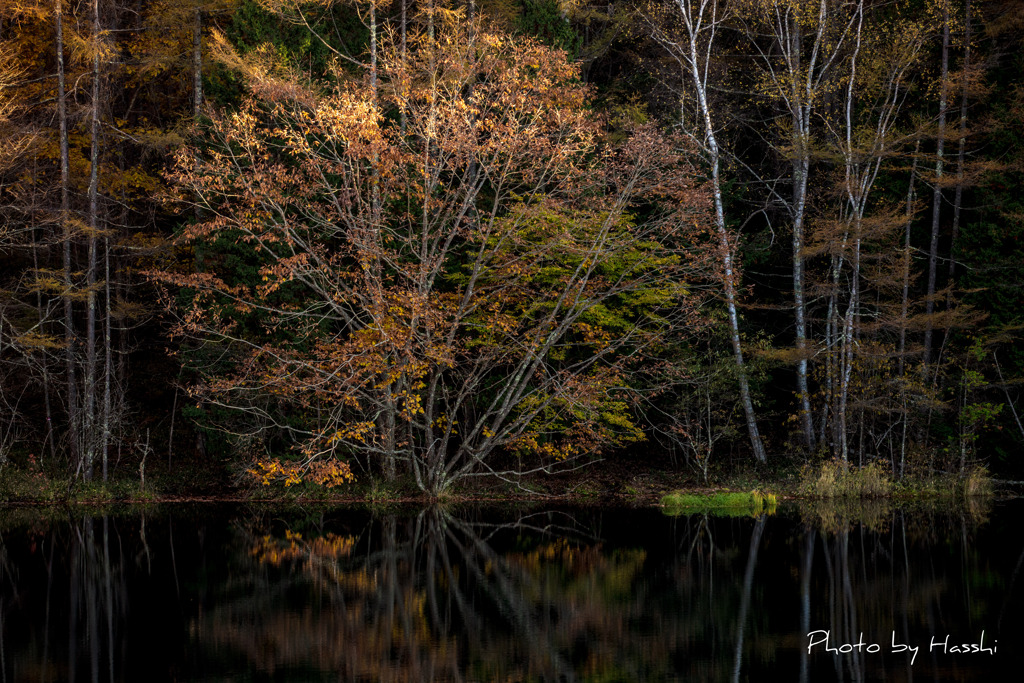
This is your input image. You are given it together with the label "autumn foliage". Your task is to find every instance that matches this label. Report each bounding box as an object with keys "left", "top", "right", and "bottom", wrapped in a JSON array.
[
  {"left": 161, "top": 15, "right": 713, "bottom": 494},
  {"left": 2, "top": 0, "right": 1022, "bottom": 493}
]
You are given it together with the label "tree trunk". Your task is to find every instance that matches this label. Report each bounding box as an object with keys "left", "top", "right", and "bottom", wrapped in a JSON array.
[
  {"left": 56, "top": 0, "right": 79, "bottom": 470},
  {"left": 792, "top": 150, "right": 814, "bottom": 449},
  {"left": 948, "top": 0, "right": 971, "bottom": 287},
  {"left": 898, "top": 143, "right": 921, "bottom": 477},
  {"left": 84, "top": 0, "right": 103, "bottom": 480},
  {"left": 821, "top": 279, "right": 835, "bottom": 448},
  {"left": 32, "top": 223, "right": 57, "bottom": 464},
  {"left": 899, "top": 142, "right": 921, "bottom": 378},
  {"left": 102, "top": 236, "right": 112, "bottom": 482},
  {"left": 716, "top": 176, "right": 768, "bottom": 463},
  {"left": 838, "top": 233, "right": 860, "bottom": 462},
  {"left": 193, "top": 4, "right": 202, "bottom": 118},
  {"left": 789, "top": 14, "right": 815, "bottom": 450},
  {"left": 838, "top": 4, "right": 864, "bottom": 463},
  {"left": 678, "top": 1, "right": 766, "bottom": 462},
  {"left": 369, "top": 0, "right": 377, "bottom": 98},
  {"left": 705, "top": 118, "right": 766, "bottom": 462},
  {"left": 168, "top": 381, "right": 178, "bottom": 468},
  {"left": 923, "top": 1, "right": 950, "bottom": 368},
  {"left": 400, "top": 0, "right": 407, "bottom": 132}
]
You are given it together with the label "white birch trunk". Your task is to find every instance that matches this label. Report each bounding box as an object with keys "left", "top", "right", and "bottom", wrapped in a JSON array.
[{"left": 676, "top": 0, "right": 767, "bottom": 462}]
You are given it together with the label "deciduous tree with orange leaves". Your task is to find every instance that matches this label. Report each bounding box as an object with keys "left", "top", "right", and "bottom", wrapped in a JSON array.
[{"left": 160, "top": 12, "right": 717, "bottom": 495}]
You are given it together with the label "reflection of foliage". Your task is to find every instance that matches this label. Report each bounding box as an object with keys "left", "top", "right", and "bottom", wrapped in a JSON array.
[
  {"left": 506, "top": 538, "right": 647, "bottom": 606},
  {"left": 249, "top": 529, "right": 356, "bottom": 567},
  {"left": 795, "top": 496, "right": 995, "bottom": 535},
  {"left": 175, "top": 505, "right": 1015, "bottom": 681},
  {"left": 797, "top": 498, "right": 895, "bottom": 533},
  {"left": 0, "top": 507, "right": 1016, "bottom": 681},
  {"left": 201, "top": 509, "right": 670, "bottom": 680}
]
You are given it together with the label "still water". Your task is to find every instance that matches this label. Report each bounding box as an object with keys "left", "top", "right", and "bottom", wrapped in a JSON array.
[{"left": 0, "top": 501, "right": 1021, "bottom": 682}]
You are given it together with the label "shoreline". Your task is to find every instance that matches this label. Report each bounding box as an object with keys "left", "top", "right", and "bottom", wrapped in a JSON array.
[{"left": 2, "top": 454, "right": 1019, "bottom": 507}]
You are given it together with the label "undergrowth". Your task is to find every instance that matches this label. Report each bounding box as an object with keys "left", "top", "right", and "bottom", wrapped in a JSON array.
[{"left": 797, "top": 460, "right": 893, "bottom": 499}]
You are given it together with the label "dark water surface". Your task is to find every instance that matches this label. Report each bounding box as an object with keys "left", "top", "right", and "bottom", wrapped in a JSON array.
[{"left": 0, "top": 501, "right": 1021, "bottom": 682}]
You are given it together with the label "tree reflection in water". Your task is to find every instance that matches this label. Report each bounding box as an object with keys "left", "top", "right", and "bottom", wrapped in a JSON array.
[
  {"left": 0, "top": 514, "right": 126, "bottom": 683},
  {"left": 0, "top": 501, "right": 1019, "bottom": 682},
  {"left": 203, "top": 507, "right": 651, "bottom": 681}
]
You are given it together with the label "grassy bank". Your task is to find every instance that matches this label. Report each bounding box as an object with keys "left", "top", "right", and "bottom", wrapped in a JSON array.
[
  {"left": 0, "top": 451, "right": 1004, "bottom": 506},
  {"left": 794, "top": 459, "right": 994, "bottom": 500}
]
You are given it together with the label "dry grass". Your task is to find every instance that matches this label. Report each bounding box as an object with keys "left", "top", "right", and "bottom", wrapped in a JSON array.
[
  {"left": 961, "top": 465, "right": 993, "bottom": 498},
  {"left": 797, "top": 460, "right": 893, "bottom": 499}
]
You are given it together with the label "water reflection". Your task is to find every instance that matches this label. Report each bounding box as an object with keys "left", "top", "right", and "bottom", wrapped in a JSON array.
[
  {"left": 0, "top": 502, "right": 1019, "bottom": 681},
  {"left": 0, "top": 513, "right": 126, "bottom": 683},
  {"left": 204, "top": 508, "right": 653, "bottom": 680}
]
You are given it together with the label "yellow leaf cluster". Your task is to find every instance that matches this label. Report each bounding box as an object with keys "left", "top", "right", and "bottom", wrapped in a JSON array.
[{"left": 247, "top": 456, "right": 355, "bottom": 488}]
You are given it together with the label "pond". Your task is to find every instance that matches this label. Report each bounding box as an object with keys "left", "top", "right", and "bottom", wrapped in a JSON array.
[{"left": 0, "top": 501, "right": 1020, "bottom": 682}]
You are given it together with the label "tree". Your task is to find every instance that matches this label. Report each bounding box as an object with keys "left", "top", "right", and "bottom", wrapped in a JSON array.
[
  {"left": 0, "top": 0, "right": 199, "bottom": 483},
  {"left": 645, "top": 0, "right": 768, "bottom": 463},
  {"left": 161, "top": 16, "right": 716, "bottom": 495},
  {"left": 738, "top": 0, "right": 863, "bottom": 451},
  {"left": 0, "top": 37, "right": 35, "bottom": 463},
  {"left": 819, "top": 0, "right": 928, "bottom": 461}
]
